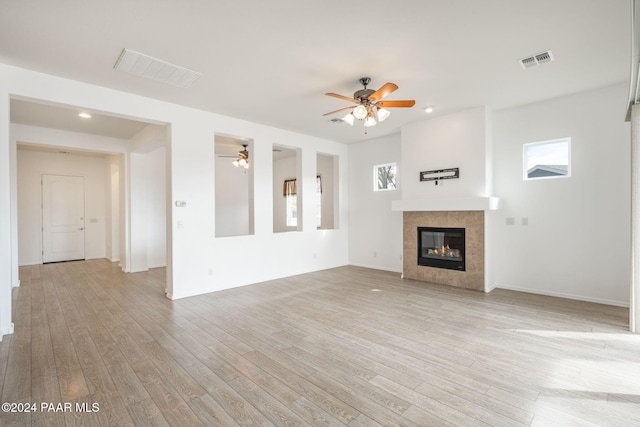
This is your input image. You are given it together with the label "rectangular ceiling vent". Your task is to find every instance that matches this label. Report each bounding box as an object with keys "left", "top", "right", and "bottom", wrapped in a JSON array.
[
  {"left": 114, "top": 49, "right": 202, "bottom": 88},
  {"left": 330, "top": 118, "right": 345, "bottom": 123},
  {"left": 518, "top": 50, "right": 554, "bottom": 69}
]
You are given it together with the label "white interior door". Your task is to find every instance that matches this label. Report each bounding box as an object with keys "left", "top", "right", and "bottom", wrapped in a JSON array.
[{"left": 42, "top": 174, "right": 85, "bottom": 263}]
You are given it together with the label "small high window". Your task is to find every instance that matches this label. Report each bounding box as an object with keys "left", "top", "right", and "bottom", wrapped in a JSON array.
[
  {"left": 374, "top": 163, "right": 397, "bottom": 191},
  {"left": 523, "top": 138, "right": 570, "bottom": 180}
]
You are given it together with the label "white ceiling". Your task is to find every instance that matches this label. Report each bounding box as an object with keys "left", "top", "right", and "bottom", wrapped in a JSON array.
[
  {"left": 11, "top": 99, "right": 151, "bottom": 139},
  {"left": 0, "top": 1, "right": 632, "bottom": 144}
]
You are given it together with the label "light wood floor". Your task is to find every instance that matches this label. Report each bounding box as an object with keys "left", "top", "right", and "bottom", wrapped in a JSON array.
[{"left": 0, "top": 260, "right": 639, "bottom": 426}]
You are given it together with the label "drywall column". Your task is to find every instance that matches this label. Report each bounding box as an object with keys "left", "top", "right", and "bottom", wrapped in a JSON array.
[
  {"left": 128, "top": 152, "right": 148, "bottom": 272},
  {"left": 105, "top": 155, "right": 121, "bottom": 263},
  {"left": 10, "top": 133, "right": 18, "bottom": 287},
  {"left": 631, "top": 104, "right": 640, "bottom": 333},
  {"left": 0, "top": 91, "right": 13, "bottom": 340}
]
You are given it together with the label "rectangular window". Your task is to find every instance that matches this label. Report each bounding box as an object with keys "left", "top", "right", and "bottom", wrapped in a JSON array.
[
  {"left": 523, "top": 138, "right": 571, "bottom": 180},
  {"left": 284, "top": 178, "right": 297, "bottom": 227},
  {"left": 316, "top": 175, "right": 322, "bottom": 228},
  {"left": 374, "top": 163, "right": 397, "bottom": 191},
  {"left": 286, "top": 194, "right": 297, "bottom": 226}
]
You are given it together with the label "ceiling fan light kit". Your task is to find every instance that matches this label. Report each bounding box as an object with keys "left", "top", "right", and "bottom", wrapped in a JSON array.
[
  {"left": 231, "top": 144, "right": 250, "bottom": 169},
  {"left": 364, "top": 115, "right": 377, "bottom": 127},
  {"left": 377, "top": 107, "right": 390, "bottom": 121},
  {"left": 324, "top": 77, "right": 415, "bottom": 133},
  {"left": 353, "top": 104, "right": 368, "bottom": 119},
  {"left": 342, "top": 113, "right": 355, "bottom": 126},
  {"left": 233, "top": 158, "right": 248, "bottom": 168}
]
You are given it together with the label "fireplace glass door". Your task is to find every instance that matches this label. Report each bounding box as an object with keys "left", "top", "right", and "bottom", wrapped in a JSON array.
[{"left": 418, "top": 227, "right": 465, "bottom": 271}]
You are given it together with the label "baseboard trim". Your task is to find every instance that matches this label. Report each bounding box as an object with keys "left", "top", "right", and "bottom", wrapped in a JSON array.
[
  {"left": 485, "top": 283, "right": 497, "bottom": 293},
  {"left": 494, "top": 283, "right": 629, "bottom": 307},
  {"left": 348, "top": 263, "right": 402, "bottom": 274},
  {"left": 148, "top": 263, "right": 167, "bottom": 269},
  {"left": 0, "top": 323, "right": 15, "bottom": 341}
]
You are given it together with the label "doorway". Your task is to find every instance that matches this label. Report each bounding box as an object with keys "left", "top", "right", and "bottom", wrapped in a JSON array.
[{"left": 41, "top": 174, "right": 85, "bottom": 263}]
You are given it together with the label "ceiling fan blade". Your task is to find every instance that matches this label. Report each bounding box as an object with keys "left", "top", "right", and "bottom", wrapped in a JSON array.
[
  {"left": 322, "top": 106, "right": 355, "bottom": 116},
  {"left": 377, "top": 100, "right": 416, "bottom": 108},
  {"left": 368, "top": 83, "right": 398, "bottom": 101},
  {"left": 325, "top": 92, "right": 358, "bottom": 103}
]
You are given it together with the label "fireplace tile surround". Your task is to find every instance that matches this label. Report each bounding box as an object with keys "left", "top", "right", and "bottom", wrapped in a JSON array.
[{"left": 403, "top": 210, "right": 485, "bottom": 291}]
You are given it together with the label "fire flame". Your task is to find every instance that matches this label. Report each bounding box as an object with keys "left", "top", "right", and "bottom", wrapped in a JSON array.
[
  {"left": 427, "top": 244, "right": 460, "bottom": 259},
  {"left": 434, "top": 244, "right": 450, "bottom": 255}
]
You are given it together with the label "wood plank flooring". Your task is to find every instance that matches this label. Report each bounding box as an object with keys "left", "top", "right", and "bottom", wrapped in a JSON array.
[{"left": 0, "top": 259, "right": 639, "bottom": 426}]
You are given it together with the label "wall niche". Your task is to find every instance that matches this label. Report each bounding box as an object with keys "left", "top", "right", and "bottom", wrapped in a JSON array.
[{"left": 214, "top": 134, "right": 254, "bottom": 237}]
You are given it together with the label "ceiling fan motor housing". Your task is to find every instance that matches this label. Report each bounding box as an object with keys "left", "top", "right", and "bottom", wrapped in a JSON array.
[
  {"left": 355, "top": 77, "right": 374, "bottom": 101},
  {"left": 354, "top": 88, "right": 375, "bottom": 101}
]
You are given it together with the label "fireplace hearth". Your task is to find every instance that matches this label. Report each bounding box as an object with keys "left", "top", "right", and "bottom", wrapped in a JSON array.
[{"left": 418, "top": 226, "right": 465, "bottom": 271}]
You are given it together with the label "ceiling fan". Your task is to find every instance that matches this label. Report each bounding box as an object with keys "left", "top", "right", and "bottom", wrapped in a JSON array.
[
  {"left": 323, "top": 77, "right": 415, "bottom": 131},
  {"left": 218, "top": 144, "right": 249, "bottom": 168}
]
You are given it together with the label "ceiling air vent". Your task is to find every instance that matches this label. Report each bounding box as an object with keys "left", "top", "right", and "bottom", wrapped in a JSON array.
[
  {"left": 114, "top": 49, "right": 202, "bottom": 88},
  {"left": 330, "top": 118, "right": 345, "bottom": 123},
  {"left": 518, "top": 50, "right": 554, "bottom": 69}
]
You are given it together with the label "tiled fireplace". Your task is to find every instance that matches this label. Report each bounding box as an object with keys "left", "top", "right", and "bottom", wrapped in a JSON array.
[{"left": 403, "top": 210, "right": 485, "bottom": 291}]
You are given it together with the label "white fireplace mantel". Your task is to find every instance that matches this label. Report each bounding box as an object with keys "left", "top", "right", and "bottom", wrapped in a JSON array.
[{"left": 392, "top": 197, "right": 501, "bottom": 212}]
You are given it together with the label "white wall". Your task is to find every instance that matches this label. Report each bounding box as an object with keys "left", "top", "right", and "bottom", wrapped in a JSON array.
[
  {"left": 10, "top": 124, "right": 130, "bottom": 270},
  {"left": 490, "top": 83, "right": 630, "bottom": 306},
  {"left": 128, "top": 124, "right": 168, "bottom": 271},
  {"left": 350, "top": 108, "right": 489, "bottom": 274},
  {"left": 0, "top": 63, "right": 349, "bottom": 320},
  {"left": 401, "top": 107, "right": 490, "bottom": 199},
  {"left": 128, "top": 152, "right": 148, "bottom": 272},
  {"left": 1, "top": 86, "right": 13, "bottom": 339},
  {"left": 348, "top": 133, "right": 403, "bottom": 272},
  {"left": 105, "top": 154, "right": 122, "bottom": 263},
  {"left": 350, "top": 85, "right": 630, "bottom": 306},
  {"left": 170, "top": 121, "right": 348, "bottom": 300},
  {"left": 17, "top": 149, "right": 107, "bottom": 265},
  {"left": 146, "top": 147, "right": 166, "bottom": 268}
]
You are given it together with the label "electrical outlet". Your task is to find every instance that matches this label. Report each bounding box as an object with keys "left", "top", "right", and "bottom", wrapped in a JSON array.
[
  {"left": 373, "top": 251, "right": 377, "bottom": 258},
  {"left": 521, "top": 217, "right": 529, "bottom": 226},
  {"left": 506, "top": 217, "right": 515, "bottom": 225}
]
